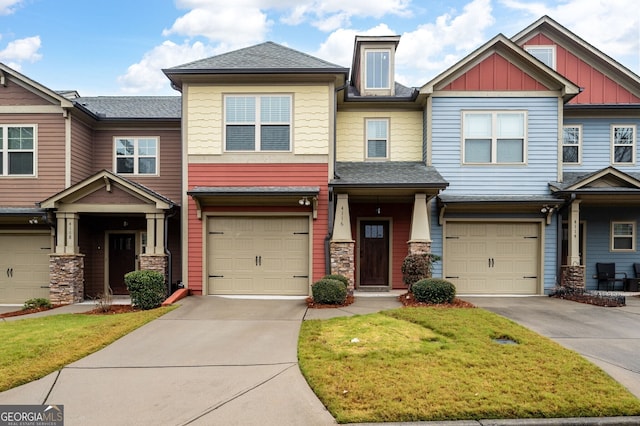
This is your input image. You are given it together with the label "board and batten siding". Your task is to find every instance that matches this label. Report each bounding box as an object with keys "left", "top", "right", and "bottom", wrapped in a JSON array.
[
  {"left": 336, "top": 110, "right": 423, "bottom": 161},
  {"left": 563, "top": 117, "right": 640, "bottom": 172},
  {"left": 430, "top": 97, "right": 559, "bottom": 195},
  {"left": 0, "top": 113, "right": 66, "bottom": 207},
  {"left": 186, "top": 84, "right": 331, "bottom": 156}
]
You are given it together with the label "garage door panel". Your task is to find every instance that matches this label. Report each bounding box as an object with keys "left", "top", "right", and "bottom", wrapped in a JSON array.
[{"left": 0, "top": 234, "right": 51, "bottom": 304}]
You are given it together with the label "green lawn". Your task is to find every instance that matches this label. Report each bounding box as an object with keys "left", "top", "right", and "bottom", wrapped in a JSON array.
[
  {"left": 299, "top": 306, "right": 640, "bottom": 423},
  {"left": 0, "top": 307, "right": 174, "bottom": 391}
]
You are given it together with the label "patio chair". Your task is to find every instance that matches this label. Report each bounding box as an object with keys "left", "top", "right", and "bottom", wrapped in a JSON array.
[{"left": 595, "top": 263, "right": 627, "bottom": 291}]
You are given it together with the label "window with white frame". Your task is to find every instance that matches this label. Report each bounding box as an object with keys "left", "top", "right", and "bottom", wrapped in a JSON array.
[
  {"left": 611, "top": 221, "right": 635, "bottom": 251},
  {"left": 612, "top": 125, "right": 635, "bottom": 164},
  {"left": 225, "top": 95, "right": 291, "bottom": 152},
  {"left": 0, "top": 125, "right": 36, "bottom": 176},
  {"left": 525, "top": 46, "right": 556, "bottom": 69},
  {"left": 115, "top": 137, "right": 158, "bottom": 175},
  {"left": 366, "top": 119, "right": 388, "bottom": 159},
  {"left": 365, "top": 50, "right": 390, "bottom": 89},
  {"left": 463, "top": 111, "right": 526, "bottom": 164},
  {"left": 562, "top": 125, "right": 581, "bottom": 163}
]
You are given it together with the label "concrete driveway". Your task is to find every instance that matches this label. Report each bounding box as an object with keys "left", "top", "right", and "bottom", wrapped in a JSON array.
[{"left": 465, "top": 295, "right": 640, "bottom": 399}]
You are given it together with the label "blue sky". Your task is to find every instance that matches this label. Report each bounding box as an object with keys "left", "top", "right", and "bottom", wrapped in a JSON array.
[{"left": 0, "top": 0, "right": 638, "bottom": 96}]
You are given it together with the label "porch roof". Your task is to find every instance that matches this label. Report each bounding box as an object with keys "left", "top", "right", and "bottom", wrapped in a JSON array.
[
  {"left": 438, "top": 194, "right": 560, "bottom": 204},
  {"left": 331, "top": 162, "right": 448, "bottom": 188},
  {"left": 550, "top": 167, "right": 640, "bottom": 197}
]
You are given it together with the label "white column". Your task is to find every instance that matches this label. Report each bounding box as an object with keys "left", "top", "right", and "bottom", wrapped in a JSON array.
[
  {"left": 331, "top": 194, "right": 353, "bottom": 241},
  {"left": 154, "top": 213, "right": 165, "bottom": 255},
  {"left": 568, "top": 200, "right": 581, "bottom": 266},
  {"left": 56, "top": 214, "right": 66, "bottom": 254},
  {"left": 146, "top": 213, "right": 157, "bottom": 254},
  {"left": 409, "top": 194, "right": 431, "bottom": 242},
  {"left": 56, "top": 213, "right": 79, "bottom": 254}
]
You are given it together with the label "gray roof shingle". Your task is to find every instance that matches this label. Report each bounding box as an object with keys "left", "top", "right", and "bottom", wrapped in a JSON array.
[
  {"left": 331, "top": 162, "right": 448, "bottom": 187},
  {"left": 74, "top": 96, "right": 181, "bottom": 119}
]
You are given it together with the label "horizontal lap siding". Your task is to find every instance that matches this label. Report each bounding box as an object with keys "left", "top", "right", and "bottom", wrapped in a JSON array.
[
  {"left": 187, "top": 163, "right": 329, "bottom": 294},
  {"left": 431, "top": 97, "right": 559, "bottom": 195},
  {"left": 0, "top": 113, "right": 66, "bottom": 206},
  {"left": 0, "top": 80, "right": 50, "bottom": 105},
  {"left": 70, "top": 117, "right": 93, "bottom": 185}
]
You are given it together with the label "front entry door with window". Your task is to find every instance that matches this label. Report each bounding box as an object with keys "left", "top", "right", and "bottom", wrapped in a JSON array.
[
  {"left": 359, "top": 221, "right": 389, "bottom": 287},
  {"left": 109, "top": 233, "right": 136, "bottom": 294}
]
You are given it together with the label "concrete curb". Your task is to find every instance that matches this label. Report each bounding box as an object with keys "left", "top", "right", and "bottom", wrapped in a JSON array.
[{"left": 348, "top": 417, "right": 640, "bottom": 425}]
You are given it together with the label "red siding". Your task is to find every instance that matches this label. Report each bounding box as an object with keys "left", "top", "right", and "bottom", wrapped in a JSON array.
[
  {"left": 444, "top": 53, "right": 550, "bottom": 91},
  {"left": 524, "top": 35, "right": 640, "bottom": 104},
  {"left": 187, "top": 163, "right": 329, "bottom": 294}
]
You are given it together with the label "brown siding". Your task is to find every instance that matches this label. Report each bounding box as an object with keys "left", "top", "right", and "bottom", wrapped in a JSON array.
[
  {"left": 92, "top": 127, "right": 182, "bottom": 202},
  {"left": 0, "top": 113, "right": 66, "bottom": 207},
  {"left": 0, "top": 79, "right": 53, "bottom": 106},
  {"left": 70, "top": 117, "right": 94, "bottom": 184}
]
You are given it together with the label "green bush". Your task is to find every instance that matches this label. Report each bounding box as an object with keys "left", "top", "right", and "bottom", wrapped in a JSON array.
[
  {"left": 321, "top": 274, "right": 349, "bottom": 288},
  {"left": 401, "top": 253, "right": 441, "bottom": 290},
  {"left": 312, "top": 278, "right": 347, "bottom": 305},
  {"left": 22, "top": 298, "right": 53, "bottom": 310},
  {"left": 412, "top": 278, "right": 456, "bottom": 304},
  {"left": 125, "top": 270, "right": 166, "bottom": 310}
]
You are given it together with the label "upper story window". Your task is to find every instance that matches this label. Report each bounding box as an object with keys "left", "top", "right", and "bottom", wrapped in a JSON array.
[
  {"left": 611, "top": 221, "right": 635, "bottom": 251},
  {"left": 612, "top": 125, "right": 635, "bottom": 165},
  {"left": 562, "top": 125, "right": 581, "bottom": 164},
  {"left": 225, "top": 95, "right": 291, "bottom": 152},
  {"left": 365, "top": 50, "right": 390, "bottom": 89},
  {"left": 0, "top": 125, "right": 36, "bottom": 176},
  {"left": 525, "top": 45, "right": 556, "bottom": 69},
  {"left": 366, "top": 119, "right": 389, "bottom": 159},
  {"left": 463, "top": 111, "right": 526, "bottom": 164},
  {"left": 115, "top": 137, "right": 158, "bottom": 175}
]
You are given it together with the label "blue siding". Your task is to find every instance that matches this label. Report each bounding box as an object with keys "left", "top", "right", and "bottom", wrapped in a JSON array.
[
  {"left": 431, "top": 97, "right": 559, "bottom": 195},
  {"left": 429, "top": 200, "right": 443, "bottom": 278},
  {"left": 544, "top": 216, "right": 558, "bottom": 293}
]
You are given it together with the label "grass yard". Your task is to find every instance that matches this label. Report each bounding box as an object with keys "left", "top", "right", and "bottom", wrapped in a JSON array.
[
  {"left": 298, "top": 307, "right": 640, "bottom": 423},
  {"left": 0, "top": 307, "right": 174, "bottom": 391}
]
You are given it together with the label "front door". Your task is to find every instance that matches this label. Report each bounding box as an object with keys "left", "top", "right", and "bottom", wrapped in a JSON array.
[
  {"left": 359, "top": 220, "right": 389, "bottom": 287},
  {"left": 109, "top": 233, "right": 136, "bottom": 294}
]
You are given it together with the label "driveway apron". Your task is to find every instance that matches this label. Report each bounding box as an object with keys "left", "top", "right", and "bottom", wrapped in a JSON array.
[
  {"left": 0, "top": 296, "right": 336, "bottom": 426},
  {"left": 465, "top": 295, "right": 640, "bottom": 399}
]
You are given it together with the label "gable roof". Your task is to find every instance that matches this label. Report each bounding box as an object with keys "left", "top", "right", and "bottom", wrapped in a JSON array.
[
  {"left": 74, "top": 96, "right": 181, "bottom": 120},
  {"left": 0, "top": 62, "right": 74, "bottom": 109},
  {"left": 419, "top": 33, "right": 580, "bottom": 102},
  {"left": 550, "top": 167, "right": 640, "bottom": 195},
  {"left": 512, "top": 15, "right": 640, "bottom": 103}
]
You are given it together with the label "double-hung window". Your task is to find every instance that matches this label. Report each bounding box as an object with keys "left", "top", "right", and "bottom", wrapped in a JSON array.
[
  {"left": 225, "top": 95, "right": 291, "bottom": 151},
  {"left": 365, "top": 50, "right": 390, "bottom": 90},
  {"left": 366, "top": 119, "right": 389, "bottom": 159},
  {"left": 611, "top": 221, "right": 635, "bottom": 251},
  {"left": 562, "top": 125, "right": 581, "bottom": 164},
  {"left": 463, "top": 111, "right": 526, "bottom": 164},
  {"left": 115, "top": 137, "right": 158, "bottom": 175},
  {"left": 612, "top": 125, "right": 635, "bottom": 165},
  {"left": 0, "top": 125, "right": 36, "bottom": 176}
]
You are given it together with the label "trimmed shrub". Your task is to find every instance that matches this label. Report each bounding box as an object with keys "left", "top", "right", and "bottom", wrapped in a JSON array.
[
  {"left": 322, "top": 274, "right": 349, "bottom": 288},
  {"left": 412, "top": 278, "right": 456, "bottom": 304},
  {"left": 125, "top": 270, "right": 166, "bottom": 310},
  {"left": 312, "top": 278, "right": 347, "bottom": 305},
  {"left": 23, "top": 298, "right": 52, "bottom": 310},
  {"left": 401, "top": 253, "right": 441, "bottom": 290}
]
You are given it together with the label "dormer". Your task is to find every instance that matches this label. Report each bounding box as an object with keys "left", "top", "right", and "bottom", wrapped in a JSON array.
[{"left": 351, "top": 35, "right": 401, "bottom": 97}]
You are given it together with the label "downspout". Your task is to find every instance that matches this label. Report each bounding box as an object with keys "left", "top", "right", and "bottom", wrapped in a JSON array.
[{"left": 164, "top": 206, "right": 178, "bottom": 296}]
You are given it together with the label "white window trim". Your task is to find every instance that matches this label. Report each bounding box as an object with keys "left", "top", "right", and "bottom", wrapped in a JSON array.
[
  {"left": 611, "top": 221, "right": 636, "bottom": 252},
  {"left": 223, "top": 94, "right": 293, "bottom": 152},
  {"left": 525, "top": 45, "right": 556, "bottom": 69},
  {"left": 113, "top": 136, "right": 160, "bottom": 176},
  {"left": 611, "top": 124, "right": 636, "bottom": 165},
  {"left": 462, "top": 111, "right": 527, "bottom": 165},
  {"left": 562, "top": 124, "right": 582, "bottom": 164},
  {"left": 364, "top": 49, "right": 391, "bottom": 90},
  {"left": 365, "top": 118, "right": 389, "bottom": 160},
  {"left": 0, "top": 124, "right": 37, "bottom": 177}
]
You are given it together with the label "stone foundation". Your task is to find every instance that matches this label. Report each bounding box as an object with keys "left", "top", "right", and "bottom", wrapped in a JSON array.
[
  {"left": 49, "top": 254, "right": 85, "bottom": 305},
  {"left": 139, "top": 254, "right": 168, "bottom": 281},
  {"left": 330, "top": 241, "right": 355, "bottom": 291},
  {"left": 560, "top": 265, "right": 585, "bottom": 290},
  {"left": 407, "top": 241, "right": 431, "bottom": 256}
]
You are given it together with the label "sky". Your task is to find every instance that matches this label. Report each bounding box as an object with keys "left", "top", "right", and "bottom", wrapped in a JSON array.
[{"left": 0, "top": 0, "right": 638, "bottom": 96}]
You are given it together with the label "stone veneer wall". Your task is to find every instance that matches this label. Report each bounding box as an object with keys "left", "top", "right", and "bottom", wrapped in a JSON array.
[
  {"left": 49, "top": 254, "right": 85, "bottom": 305},
  {"left": 407, "top": 241, "right": 431, "bottom": 256},
  {"left": 139, "top": 254, "right": 168, "bottom": 280},
  {"left": 560, "top": 265, "right": 585, "bottom": 290},
  {"left": 330, "top": 241, "right": 355, "bottom": 291}
]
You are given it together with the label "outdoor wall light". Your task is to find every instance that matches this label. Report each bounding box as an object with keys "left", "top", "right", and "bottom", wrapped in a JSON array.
[{"left": 298, "top": 197, "right": 311, "bottom": 206}]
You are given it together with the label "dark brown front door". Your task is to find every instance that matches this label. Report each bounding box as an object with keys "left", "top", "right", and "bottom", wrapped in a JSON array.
[
  {"left": 109, "top": 233, "right": 136, "bottom": 294},
  {"left": 359, "top": 221, "right": 389, "bottom": 286}
]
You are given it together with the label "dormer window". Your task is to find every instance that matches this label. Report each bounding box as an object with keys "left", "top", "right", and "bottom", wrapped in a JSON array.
[
  {"left": 525, "top": 45, "right": 556, "bottom": 69},
  {"left": 365, "top": 50, "right": 390, "bottom": 90}
]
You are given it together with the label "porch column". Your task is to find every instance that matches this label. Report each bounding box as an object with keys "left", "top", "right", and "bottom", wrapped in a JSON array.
[
  {"left": 55, "top": 212, "right": 79, "bottom": 254},
  {"left": 408, "top": 194, "right": 432, "bottom": 255},
  {"left": 568, "top": 200, "right": 581, "bottom": 266},
  {"left": 51, "top": 212, "right": 84, "bottom": 304},
  {"left": 330, "top": 194, "right": 355, "bottom": 290},
  {"left": 141, "top": 212, "right": 168, "bottom": 284}
]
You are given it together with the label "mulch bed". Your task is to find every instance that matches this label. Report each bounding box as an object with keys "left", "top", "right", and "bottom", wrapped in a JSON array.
[
  {"left": 306, "top": 294, "right": 355, "bottom": 309},
  {"left": 83, "top": 305, "right": 138, "bottom": 315},
  {"left": 398, "top": 292, "right": 475, "bottom": 308},
  {"left": 551, "top": 292, "right": 626, "bottom": 307},
  {"left": 0, "top": 305, "right": 64, "bottom": 318}
]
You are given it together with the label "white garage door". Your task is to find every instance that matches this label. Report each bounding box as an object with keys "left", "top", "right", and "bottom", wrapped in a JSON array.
[
  {"left": 0, "top": 233, "right": 52, "bottom": 304},
  {"left": 444, "top": 222, "right": 540, "bottom": 294},
  {"left": 207, "top": 216, "right": 310, "bottom": 295}
]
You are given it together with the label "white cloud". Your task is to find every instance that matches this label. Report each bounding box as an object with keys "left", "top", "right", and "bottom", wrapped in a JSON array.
[
  {"left": 314, "top": 24, "right": 396, "bottom": 68},
  {"left": 0, "top": 36, "right": 42, "bottom": 69},
  {"left": 117, "top": 40, "right": 217, "bottom": 94},
  {"left": 0, "top": 0, "right": 23, "bottom": 15}
]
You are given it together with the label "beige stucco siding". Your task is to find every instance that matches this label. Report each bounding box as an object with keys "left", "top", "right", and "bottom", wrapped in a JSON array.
[
  {"left": 186, "top": 84, "right": 330, "bottom": 157},
  {"left": 336, "top": 110, "right": 423, "bottom": 161}
]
